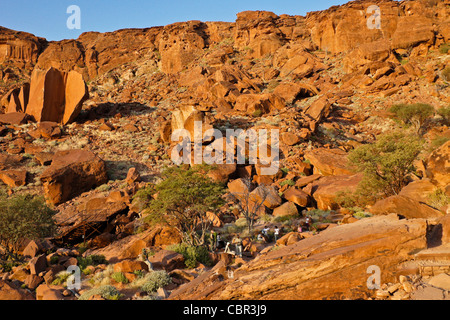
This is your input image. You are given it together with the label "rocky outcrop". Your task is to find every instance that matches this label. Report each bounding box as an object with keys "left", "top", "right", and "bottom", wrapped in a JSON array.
[
  {"left": 40, "top": 149, "right": 108, "bottom": 205},
  {"left": 157, "top": 21, "right": 207, "bottom": 74},
  {"left": 369, "top": 195, "right": 443, "bottom": 219},
  {"left": 424, "top": 141, "right": 450, "bottom": 189},
  {"left": 305, "top": 0, "right": 444, "bottom": 54},
  {"left": 310, "top": 174, "right": 362, "bottom": 210},
  {"left": 169, "top": 214, "right": 427, "bottom": 300},
  {"left": 304, "top": 148, "right": 353, "bottom": 176},
  {"left": 0, "top": 27, "right": 46, "bottom": 68},
  {"left": 0, "top": 280, "right": 35, "bottom": 300}
]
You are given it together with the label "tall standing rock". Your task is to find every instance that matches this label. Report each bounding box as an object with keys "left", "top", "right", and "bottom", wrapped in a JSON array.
[
  {"left": 18, "top": 83, "right": 30, "bottom": 113},
  {"left": 23, "top": 67, "right": 88, "bottom": 124},
  {"left": 63, "top": 70, "right": 89, "bottom": 125},
  {"left": 6, "top": 90, "right": 21, "bottom": 113},
  {"left": 26, "top": 67, "right": 66, "bottom": 123}
]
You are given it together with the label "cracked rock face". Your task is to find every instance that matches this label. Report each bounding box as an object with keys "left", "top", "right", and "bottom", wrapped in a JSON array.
[{"left": 170, "top": 214, "right": 427, "bottom": 300}]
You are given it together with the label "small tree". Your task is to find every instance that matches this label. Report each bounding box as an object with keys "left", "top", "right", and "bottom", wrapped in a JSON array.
[
  {"left": 144, "top": 165, "right": 225, "bottom": 247},
  {"left": 389, "top": 103, "right": 434, "bottom": 134},
  {"left": 228, "top": 177, "right": 271, "bottom": 234},
  {"left": 0, "top": 192, "right": 56, "bottom": 259},
  {"left": 348, "top": 131, "right": 424, "bottom": 201},
  {"left": 437, "top": 106, "right": 450, "bottom": 125}
]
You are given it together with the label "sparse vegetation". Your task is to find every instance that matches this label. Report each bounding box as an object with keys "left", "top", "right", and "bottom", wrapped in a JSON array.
[
  {"left": 135, "top": 270, "right": 172, "bottom": 294},
  {"left": 52, "top": 271, "right": 72, "bottom": 286},
  {"left": 77, "top": 254, "right": 107, "bottom": 271},
  {"left": 439, "top": 43, "right": 450, "bottom": 54},
  {"left": 0, "top": 192, "right": 56, "bottom": 259},
  {"left": 348, "top": 131, "right": 424, "bottom": 202},
  {"left": 141, "top": 164, "right": 226, "bottom": 247},
  {"left": 279, "top": 179, "right": 295, "bottom": 187},
  {"left": 442, "top": 67, "right": 450, "bottom": 82},
  {"left": 78, "top": 285, "right": 122, "bottom": 300},
  {"left": 428, "top": 188, "right": 450, "bottom": 210},
  {"left": 437, "top": 106, "right": 450, "bottom": 125},
  {"left": 168, "top": 243, "right": 212, "bottom": 268},
  {"left": 228, "top": 177, "right": 272, "bottom": 233},
  {"left": 111, "top": 271, "right": 129, "bottom": 284},
  {"left": 389, "top": 103, "right": 434, "bottom": 134}
]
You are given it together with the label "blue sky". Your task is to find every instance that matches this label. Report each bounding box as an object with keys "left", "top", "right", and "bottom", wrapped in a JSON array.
[{"left": 0, "top": 0, "right": 349, "bottom": 41}]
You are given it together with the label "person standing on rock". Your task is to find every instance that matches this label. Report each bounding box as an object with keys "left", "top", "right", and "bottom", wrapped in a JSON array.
[
  {"left": 232, "top": 234, "right": 243, "bottom": 258},
  {"left": 210, "top": 230, "right": 218, "bottom": 251},
  {"left": 274, "top": 226, "right": 280, "bottom": 242},
  {"left": 305, "top": 216, "right": 312, "bottom": 231}
]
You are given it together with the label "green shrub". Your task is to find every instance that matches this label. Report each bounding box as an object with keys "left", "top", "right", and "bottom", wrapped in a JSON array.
[
  {"left": 442, "top": 67, "right": 450, "bottom": 82},
  {"left": 88, "top": 265, "right": 114, "bottom": 287},
  {"left": 77, "top": 243, "right": 88, "bottom": 255},
  {"left": 144, "top": 165, "right": 225, "bottom": 247},
  {"left": 307, "top": 209, "right": 333, "bottom": 218},
  {"left": 234, "top": 218, "right": 248, "bottom": 228},
  {"left": 429, "top": 135, "right": 450, "bottom": 152},
  {"left": 273, "top": 215, "right": 298, "bottom": 223},
  {"left": 0, "top": 192, "right": 56, "bottom": 258},
  {"left": 78, "top": 285, "right": 121, "bottom": 300},
  {"left": 439, "top": 43, "right": 449, "bottom": 54},
  {"left": 77, "top": 254, "right": 107, "bottom": 271},
  {"left": 133, "top": 270, "right": 145, "bottom": 279},
  {"left": 252, "top": 109, "right": 263, "bottom": 117},
  {"left": 258, "top": 214, "right": 274, "bottom": 223},
  {"left": 49, "top": 255, "right": 59, "bottom": 265},
  {"left": 437, "top": 106, "right": 450, "bottom": 125},
  {"left": 52, "top": 271, "right": 72, "bottom": 286},
  {"left": 111, "top": 272, "right": 129, "bottom": 284},
  {"left": 0, "top": 261, "right": 19, "bottom": 273},
  {"left": 389, "top": 103, "right": 434, "bottom": 134},
  {"left": 168, "top": 243, "right": 212, "bottom": 269},
  {"left": 348, "top": 131, "right": 423, "bottom": 202},
  {"left": 279, "top": 179, "right": 295, "bottom": 187},
  {"left": 353, "top": 211, "right": 373, "bottom": 219},
  {"left": 428, "top": 189, "right": 450, "bottom": 210},
  {"left": 140, "top": 271, "right": 172, "bottom": 294}
]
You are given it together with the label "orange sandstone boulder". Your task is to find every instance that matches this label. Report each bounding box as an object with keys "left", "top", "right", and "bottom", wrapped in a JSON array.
[{"left": 40, "top": 149, "right": 108, "bottom": 205}]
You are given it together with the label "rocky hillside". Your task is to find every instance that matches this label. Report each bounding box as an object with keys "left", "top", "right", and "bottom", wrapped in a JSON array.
[{"left": 0, "top": 0, "right": 449, "bottom": 300}]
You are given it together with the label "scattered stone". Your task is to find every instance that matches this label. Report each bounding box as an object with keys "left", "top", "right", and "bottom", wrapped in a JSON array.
[{"left": 0, "top": 169, "right": 27, "bottom": 187}]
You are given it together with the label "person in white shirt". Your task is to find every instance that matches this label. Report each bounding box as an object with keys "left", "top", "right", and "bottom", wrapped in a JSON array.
[{"left": 274, "top": 226, "right": 280, "bottom": 242}]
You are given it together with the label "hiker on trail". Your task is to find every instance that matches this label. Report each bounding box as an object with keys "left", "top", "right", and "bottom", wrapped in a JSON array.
[
  {"left": 262, "top": 226, "right": 270, "bottom": 236},
  {"left": 210, "top": 230, "right": 218, "bottom": 251},
  {"left": 305, "top": 216, "right": 312, "bottom": 230},
  {"left": 274, "top": 226, "right": 280, "bottom": 242},
  {"left": 257, "top": 233, "right": 266, "bottom": 243},
  {"left": 216, "top": 233, "right": 224, "bottom": 249},
  {"left": 297, "top": 225, "right": 303, "bottom": 233},
  {"left": 232, "top": 234, "right": 243, "bottom": 257}
]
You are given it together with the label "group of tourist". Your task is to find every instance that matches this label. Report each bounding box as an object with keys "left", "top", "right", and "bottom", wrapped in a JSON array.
[{"left": 205, "top": 215, "right": 314, "bottom": 258}]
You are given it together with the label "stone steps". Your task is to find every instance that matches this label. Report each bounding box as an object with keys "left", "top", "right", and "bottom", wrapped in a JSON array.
[
  {"left": 414, "top": 244, "right": 450, "bottom": 262},
  {"left": 414, "top": 244, "right": 450, "bottom": 277}
]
